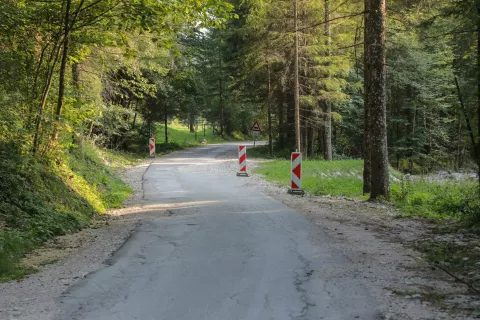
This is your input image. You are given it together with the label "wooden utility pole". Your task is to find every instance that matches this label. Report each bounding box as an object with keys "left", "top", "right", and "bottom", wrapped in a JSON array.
[
  {"left": 365, "top": 0, "right": 389, "bottom": 200},
  {"left": 294, "top": 0, "right": 301, "bottom": 152},
  {"left": 324, "top": 0, "right": 332, "bottom": 160}
]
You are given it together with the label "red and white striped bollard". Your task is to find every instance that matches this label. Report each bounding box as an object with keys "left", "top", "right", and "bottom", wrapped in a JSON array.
[
  {"left": 237, "top": 145, "right": 249, "bottom": 177},
  {"left": 149, "top": 138, "right": 156, "bottom": 158},
  {"left": 288, "top": 152, "right": 304, "bottom": 195}
]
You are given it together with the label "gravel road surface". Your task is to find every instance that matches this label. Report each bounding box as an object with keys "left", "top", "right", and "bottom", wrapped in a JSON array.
[{"left": 55, "top": 143, "right": 382, "bottom": 320}]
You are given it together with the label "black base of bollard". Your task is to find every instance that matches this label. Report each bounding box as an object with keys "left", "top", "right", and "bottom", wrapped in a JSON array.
[
  {"left": 288, "top": 189, "right": 305, "bottom": 195},
  {"left": 236, "top": 173, "right": 249, "bottom": 177}
]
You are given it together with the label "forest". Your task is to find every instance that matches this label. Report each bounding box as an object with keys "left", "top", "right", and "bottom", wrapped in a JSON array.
[{"left": 1, "top": 0, "right": 480, "bottom": 276}]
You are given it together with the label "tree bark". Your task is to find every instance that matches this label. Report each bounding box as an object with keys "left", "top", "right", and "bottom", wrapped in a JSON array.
[
  {"left": 278, "top": 94, "right": 285, "bottom": 149},
  {"left": 363, "top": 0, "right": 371, "bottom": 194},
  {"left": 455, "top": 77, "right": 480, "bottom": 183},
  {"left": 218, "top": 50, "right": 225, "bottom": 137},
  {"left": 164, "top": 103, "right": 168, "bottom": 144},
  {"left": 189, "top": 113, "right": 195, "bottom": 133},
  {"left": 477, "top": 1, "right": 480, "bottom": 184},
  {"left": 365, "top": 0, "right": 389, "bottom": 200},
  {"left": 323, "top": 0, "right": 332, "bottom": 160}
]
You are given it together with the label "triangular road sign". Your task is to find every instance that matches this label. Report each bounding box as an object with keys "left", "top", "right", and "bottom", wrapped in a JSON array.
[{"left": 250, "top": 120, "right": 262, "bottom": 132}]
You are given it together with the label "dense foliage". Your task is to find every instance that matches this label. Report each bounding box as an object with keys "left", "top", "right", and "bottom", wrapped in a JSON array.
[{"left": 223, "top": 0, "right": 479, "bottom": 175}]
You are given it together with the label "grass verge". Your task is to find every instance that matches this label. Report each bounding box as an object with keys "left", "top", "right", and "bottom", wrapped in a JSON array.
[
  {"left": 0, "top": 141, "right": 142, "bottom": 281},
  {"left": 254, "top": 155, "right": 480, "bottom": 225},
  {"left": 155, "top": 121, "right": 246, "bottom": 149}
]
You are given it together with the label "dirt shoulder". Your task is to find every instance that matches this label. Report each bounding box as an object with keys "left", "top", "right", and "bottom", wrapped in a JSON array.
[
  {"left": 244, "top": 161, "right": 480, "bottom": 319},
  {"left": 0, "top": 161, "right": 153, "bottom": 320}
]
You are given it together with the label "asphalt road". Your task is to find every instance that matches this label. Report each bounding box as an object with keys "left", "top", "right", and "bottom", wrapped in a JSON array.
[{"left": 57, "top": 143, "right": 382, "bottom": 320}]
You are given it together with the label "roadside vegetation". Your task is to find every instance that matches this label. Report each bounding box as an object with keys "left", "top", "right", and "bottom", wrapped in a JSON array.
[
  {"left": 252, "top": 147, "right": 480, "bottom": 226},
  {"left": 155, "top": 121, "right": 247, "bottom": 152},
  {"left": 0, "top": 142, "right": 141, "bottom": 281}
]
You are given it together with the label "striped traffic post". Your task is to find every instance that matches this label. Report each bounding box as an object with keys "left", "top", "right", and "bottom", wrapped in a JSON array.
[
  {"left": 236, "top": 145, "right": 249, "bottom": 177},
  {"left": 149, "top": 138, "right": 156, "bottom": 158},
  {"left": 288, "top": 152, "right": 305, "bottom": 195}
]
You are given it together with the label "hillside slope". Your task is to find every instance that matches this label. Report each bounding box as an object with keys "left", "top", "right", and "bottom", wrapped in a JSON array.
[{"left": 0, "top": 142, "right": 140, "bottom": 280}]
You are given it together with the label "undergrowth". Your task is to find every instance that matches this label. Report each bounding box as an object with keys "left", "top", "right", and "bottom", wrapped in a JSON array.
[
  {"left": 255, "top": 158, "right": 480, "bottom": 225},
  {"left": 156, "top": 121, "right": 246, "bottom": 149},
  {"left": 0, "top": 141, "right": 139, "bottom": 281}
]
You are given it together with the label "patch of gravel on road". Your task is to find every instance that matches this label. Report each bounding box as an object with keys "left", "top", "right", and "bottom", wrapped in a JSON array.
[
  {"left": 0, "top": 160, "right": 153, "bottom": 320},
  {"left": 212, "top": 148, "right": 478, "bottom": 319}
]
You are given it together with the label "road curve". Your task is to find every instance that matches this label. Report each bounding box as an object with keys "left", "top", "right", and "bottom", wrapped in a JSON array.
[{"left": 56, "top": 143, "right": 382, "bottom": 320}]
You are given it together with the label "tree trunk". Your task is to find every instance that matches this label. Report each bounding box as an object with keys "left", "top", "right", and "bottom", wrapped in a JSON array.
[
  {"left": 309, "top": 124, "right": 315, "bottom": 157},
  {"left": 317, "top": 127, "right": 324, "bottom": 155},
  {"left": 189, "top": 113, "right": 195, "bottom": 133},
  {"left": 164, "top": 103, "right": 168, "bottom": 144},
  {"left": 455, "top": 77, "right": 480, "bottom": 183},
  {"left": 267, "top": 64, "right": 273, "bottom": 157},
  {"left": 278, "top": 94, "right": 285, "bottom": 149},
  {"left": 218, "top": 50, "right": 225, "bottom": 137},
  {"left": 365, "top": 0, "right": 389, "bottom": 200},
  {"left": 323, "top": 0, "right": 332, "bottom": 160},
  {"left": 477, "top": 1, "right": 480, "bottom": 184},
  {"left": 363, "top": 0, "right": 372, "bottom": 194},
  {"left": 294, "top": 0, "right": 301, "bottom": 152},
  {"left": 33, "top": 40, "right": 63, "bottom": 153},
  {"left": 132, "top": 113, "right": 137, "bottom": 129},
  {"left": 72, "top": 61, "right": 80, "bottom": 91},
  {"left": 52, "top": 0, "right": 72, "bottom": 143}
]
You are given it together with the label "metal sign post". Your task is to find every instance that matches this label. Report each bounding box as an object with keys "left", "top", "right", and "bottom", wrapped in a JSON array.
[{"left": 250, "top": 120, "right": 262, "bottom": 147}]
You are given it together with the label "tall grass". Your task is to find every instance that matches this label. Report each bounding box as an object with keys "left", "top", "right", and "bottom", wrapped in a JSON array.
[{"left": 255, "top": 159, "right": 480, "bottom": 225}]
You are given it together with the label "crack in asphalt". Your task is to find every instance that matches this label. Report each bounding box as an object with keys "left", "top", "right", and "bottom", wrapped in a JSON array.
[{"left": 291, "top": 254, "right": 316, "bottom": 320}]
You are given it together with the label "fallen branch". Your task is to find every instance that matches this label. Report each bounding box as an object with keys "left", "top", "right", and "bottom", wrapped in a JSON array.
[{"left": 433, "top": 263, "right": 480, "bottom": 295}]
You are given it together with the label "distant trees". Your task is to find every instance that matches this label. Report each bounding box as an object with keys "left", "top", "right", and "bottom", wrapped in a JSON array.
[
  {"left": 0, "top": 0, "right": 234, "bottom": 154},
  {"left": 215, "top": 0, "right": 479, "bottom": 196}
]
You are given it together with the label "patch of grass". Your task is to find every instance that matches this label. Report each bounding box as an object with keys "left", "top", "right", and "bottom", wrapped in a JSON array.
[
  {"left": 95, "top": 147, "right": 145, "bottom": 169},
  {"left": 255, "top": 159, "right": 480, "bottom": 224},
  {"left": 39, "top": 258, "right": 59, "bottom": 267},
  {"left": 391, "top": 179, "right": 480, "bottom": 223},
  {"left": 0, "top": 140, "right": 140, "bottom": 280},
  {"left": 255, "top": 159, "right": 368, "bottom": 199},
  {"left": 0, "top": 266, "right": 38, "bottom": 282},
  {"left": 248, "top": 145, "right": 292, "bottom": 159},
  {"left": 156, "top": 121, "right": 244, "bottom": 149}
]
